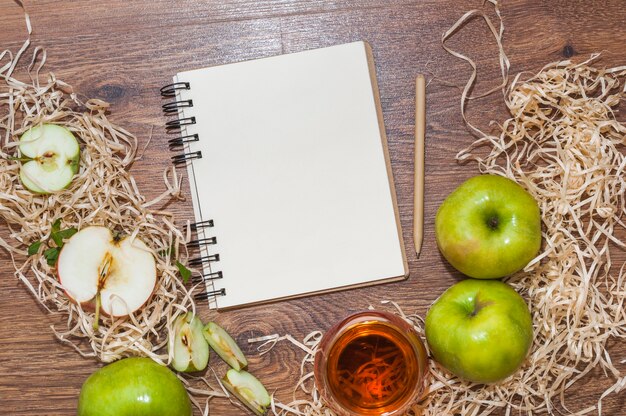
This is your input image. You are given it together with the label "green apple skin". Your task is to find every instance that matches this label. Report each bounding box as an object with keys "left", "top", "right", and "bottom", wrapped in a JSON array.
[
  {"left": 435, "top": 174, "right": 541, "bottom": 279},
  {"left": 77, "top": 357, "right": 192, "bottom": 416},
  {"left": 425, "top": 279, "right": 533, "bottom": 384}
]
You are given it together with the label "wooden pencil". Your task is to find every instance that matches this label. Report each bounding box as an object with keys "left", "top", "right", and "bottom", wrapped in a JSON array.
[{"left": 413, "top": 74, "right": 426, "bottom": 256}]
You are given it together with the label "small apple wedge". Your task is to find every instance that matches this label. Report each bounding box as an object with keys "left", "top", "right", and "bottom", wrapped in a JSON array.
[
  {"left": 203, "top": 322, "right": 248, "bottom": 371},
  {"left": 222, "top": 369, "right": 270, "bottom": 416},
  {"left": 18, "top": 124, "right": 80, "bottom": 194},
  {"left": 57, "top": 226, "right": 157, "bottom": 318},
  {"left": 169, "top": 312, "right": 210, "bottom": 372}
]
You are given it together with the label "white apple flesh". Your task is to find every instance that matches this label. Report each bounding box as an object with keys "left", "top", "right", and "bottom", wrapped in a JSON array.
[
  {"left": 57, "top": 226, "right": 157, "bottom": 317},
  {"left": 19, "top": 124, "right": 80, "bottom": 194}
]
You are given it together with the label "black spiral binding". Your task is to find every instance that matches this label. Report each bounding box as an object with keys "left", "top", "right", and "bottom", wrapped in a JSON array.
[
  {"left": 161, "top": 83, "right": 200, "bottom": 164},
  {"left": 188, "top": 236, "right": 217, "bottom": 249},
  {"left": 195, "top": 288, "right": 227, "bottom": 301},
  {"left": 189, "top": 253, "right": 220, "bottom": 266},
  {"left": 168, "top": 134, "right": 199, "bottom": 150},
  {"left": 172, "top": 151, "right": 202, "bottom": 165},
  {"left": 193, "top": 271, "right": 223, "bottom": 283},
  {"left": 160, "top": 82, "right": 190, "bottom": 97},
  {"left": 161, "top": 81, "right": 225, "bottom": 302},
  {"left": 162, "top": 99, "right": 194, "bottom": 114},
  {"left": 190, "top": 219, "right": 214, "bottom": 231},
  {"left": 166, "top": 116, "right": 196, "bottom": 132}
]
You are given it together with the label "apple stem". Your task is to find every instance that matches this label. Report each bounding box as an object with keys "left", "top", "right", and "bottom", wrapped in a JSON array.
[
  {"left": 470, "top": 295, "right": 494, "bottom": 317},
  {"left": 93, "top": 292, "right": 101, "bottom": 331}
]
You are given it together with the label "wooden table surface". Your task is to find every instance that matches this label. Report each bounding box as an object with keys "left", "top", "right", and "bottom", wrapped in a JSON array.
[{"left": 1, "top": 1, "right": 625, "bottom": 415}]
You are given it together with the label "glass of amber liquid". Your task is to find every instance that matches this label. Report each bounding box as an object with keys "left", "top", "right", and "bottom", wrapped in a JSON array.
[{"left": 314, "top": 310, "right": 428, "bottom": 416}]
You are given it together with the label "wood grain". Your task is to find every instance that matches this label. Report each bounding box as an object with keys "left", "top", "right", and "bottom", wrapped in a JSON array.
[{"left": 1, "top": 0, "right": 625, "bottom": 414}]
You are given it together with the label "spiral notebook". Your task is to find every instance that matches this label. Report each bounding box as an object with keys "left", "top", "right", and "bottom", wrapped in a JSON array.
[{"left": 161, "top": 41, "right": 408, "bottom": 309}]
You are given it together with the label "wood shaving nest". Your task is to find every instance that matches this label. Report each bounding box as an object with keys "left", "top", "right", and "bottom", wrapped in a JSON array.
[
  {"left": 1, "top": 8, "right": 230, "bottom": 412},
  {"left": 0, "top": 11, "right": 202, "bottom": 366},
  {"left": 450, "top": 57, "right": 626, "bottom": 414}
]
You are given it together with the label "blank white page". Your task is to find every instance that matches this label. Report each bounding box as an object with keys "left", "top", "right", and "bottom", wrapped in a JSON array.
[{"left": 174, "top": 41, "right": 407, "bottom": 309}]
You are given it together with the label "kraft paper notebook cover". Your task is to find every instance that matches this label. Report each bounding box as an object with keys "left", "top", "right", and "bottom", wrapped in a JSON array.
[{"left": 161, "top": 41, "right": 408, "bottom": 309}]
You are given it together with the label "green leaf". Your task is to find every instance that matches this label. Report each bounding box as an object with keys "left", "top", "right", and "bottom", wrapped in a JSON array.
[
  {"left": 51, "top": 218, "right": 61, "bottom": 234},
  {"left": 44, "top": 247, "right": 61, "bottom": 266},
  {"left": 49, "top": 218, "right": 77, "bottom": 248},
  {"left": 176, "top": 261, "right": 192, "bottom": 284},
  {"left": 28, "top": 241, "right": 42, "bottom": 256},
  {"left": 52, "top": 227, "right": 78, "bottom": 247}
]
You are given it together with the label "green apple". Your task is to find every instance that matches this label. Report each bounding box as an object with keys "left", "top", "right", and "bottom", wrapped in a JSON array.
[
  {"left": 435, "top": 174, "right": 541, "bottom": 279},
  {"left": 18, "top": 124, "right": 80, "bottom": 194},
  {"left": 425, "top": 279, "right": 533, "bottom": 383},
  {"left": 203, "top": 321, "right": 248, "bottom": 371},
  {"left": 169, "top": 312, "right": 210, "bottom": 372},
  {"left": 78, "top": 357, "right": 192, "bottom": 416}
]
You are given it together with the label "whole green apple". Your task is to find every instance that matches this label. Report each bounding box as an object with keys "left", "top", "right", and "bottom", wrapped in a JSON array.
[
  {"left": 78, "top": 357, "right": 192, "bottom": 416},
  {"left": 435, "top": 174, "right": 541, "bottom": 279},
  {"left": 425, "top": 279, "right": 533, "bottom": 383}
]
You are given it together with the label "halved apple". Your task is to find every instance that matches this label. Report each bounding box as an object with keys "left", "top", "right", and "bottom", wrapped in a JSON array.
[
  {"left": 203, "top": 322, "right": 248, "bottom": 371},
  {"left": 56, "top": 226, "right": 157, "bottom": 318},
  {"left": 169, "top": 312, "right": 210, "bottom": 372},
  {"left": 222, "top": 369, "right": 270, "bottom": 416},
  {"left": 18, "top": 124, "right": 80, "bottom": 194}
]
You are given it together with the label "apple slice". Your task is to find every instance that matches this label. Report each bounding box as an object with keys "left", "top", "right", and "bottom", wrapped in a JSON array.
[
  {"left": 169, "top": 312, "right": 210, "bottom": 372},
  {"left": 222, "top": 369, "right": 270, "bottom": 416},
  {"left": 18, "top": 124, "right": 80, "bottom": 194},
  {"left": 203, "top": 322, "right": 248, "bottom": 371},
  {"left": 57, "top": 226, "right": 157, "bottom": 318}
]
